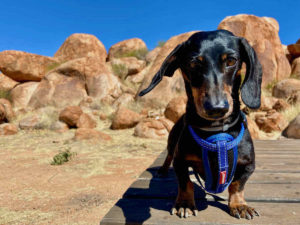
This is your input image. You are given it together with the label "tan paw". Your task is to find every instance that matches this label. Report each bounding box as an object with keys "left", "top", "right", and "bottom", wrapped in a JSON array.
[
  {"left": 229, "top": 204, "right": 260, "bottom": 220},
  {"left": 171, "top": 199, "right": 198, "bottom": 218}
]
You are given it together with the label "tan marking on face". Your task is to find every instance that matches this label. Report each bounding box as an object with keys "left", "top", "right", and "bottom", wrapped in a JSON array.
[
  {"left": 222, "top": 54, "right": 228, "bottom": 61},
  {"left": 191, "top": 86, "right": 207, "bottom": 118},
  {"left": 198, "top": 56, "right": 204, "bottom": 62},
  {"left": 228, "top": 181, "right": 247, "bottom": 207},
  {"left": 190, "top": 62, "right": 196, "bottom": 68},
  {"left": 223, "top": 83, "right": 234, "bottom": 118},
  {"left": 182, "top": 72, "right": 190, "bottom": 81}
]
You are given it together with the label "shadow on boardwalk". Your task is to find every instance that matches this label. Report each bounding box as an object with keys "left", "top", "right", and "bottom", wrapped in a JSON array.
[{"left": 116, "top": 167, "right": 229, "bottom": 224}]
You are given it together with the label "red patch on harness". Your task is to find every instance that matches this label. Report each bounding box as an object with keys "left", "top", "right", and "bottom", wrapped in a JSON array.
[{"left": 219, "top": 171, "right": 227, "bottom": 184}]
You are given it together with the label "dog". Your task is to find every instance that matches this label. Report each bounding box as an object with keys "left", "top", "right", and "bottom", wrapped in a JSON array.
[{"left": 139, "top": 30, "right": 262, "bottom": 220}]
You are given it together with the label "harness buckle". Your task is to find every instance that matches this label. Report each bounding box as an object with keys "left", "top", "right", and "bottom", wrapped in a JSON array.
[{"left": 219, "top": 171, "right": 227, "bottom": 184}]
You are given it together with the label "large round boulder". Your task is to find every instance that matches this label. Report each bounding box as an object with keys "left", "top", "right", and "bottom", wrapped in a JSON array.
[
  {"left": 0, "top": 50, "right": 59, "bottom": 82},
  {"left": 0, "top": 73, "right": 19, "bottom": 91},
  {"left": 28, "top": 57, "right": 121, "bottom": 109},
  {"left": 134, "top": 117, "right": 174, "bottom": 139},
  {"left": 282, "top": 114, "right": 300, "bottom": 139},
  {"left": 108, "top": 38, "right": 147, "bottom": 60},
  {"left": 54, "top": 33, "right": 107, "bottom": 62},
  {"left": 291, "top": 57, "right": 300, "bottom": 78},
  {"left": 164, "top": 96, "right": 187, "bottom": 123},
  {"left": 59, "top": 106, "right": 83, "bottom": 127},
  {"left": 10, "top": 82, "right": 39, "bottom": 110},
  {"left": 218, "top": 14, "right": 291, "bottom": 87},
  {"left": 110, "top": 107, "right": 142, "bottom": 130},
  {"left": 287, "top": 39, "right": 300, "bottom": 58},
  {"left": 272, "top": 78, "right": 300, "bottom": 99}
]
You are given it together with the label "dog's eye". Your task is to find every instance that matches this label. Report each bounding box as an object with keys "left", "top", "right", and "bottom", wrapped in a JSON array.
[{"left": 225, "top": 57, "right": 237, "bottom": 67}]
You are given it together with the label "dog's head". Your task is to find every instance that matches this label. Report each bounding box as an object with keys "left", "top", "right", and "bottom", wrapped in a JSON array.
[{"left": 139, "top": 30, "right": 262, "bottom": 121}]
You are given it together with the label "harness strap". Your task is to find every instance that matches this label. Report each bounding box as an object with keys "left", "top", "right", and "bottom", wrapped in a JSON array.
[{"left": 188, "top": 118, "right": 245, "bottom": 194}]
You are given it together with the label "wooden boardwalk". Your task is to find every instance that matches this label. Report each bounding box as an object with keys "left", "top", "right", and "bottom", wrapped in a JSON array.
[{"left": 100, "top": 140, "right": 300, "bottom": 225}]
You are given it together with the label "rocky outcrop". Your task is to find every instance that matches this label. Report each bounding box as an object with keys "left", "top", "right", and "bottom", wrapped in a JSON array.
[
  {"left": 164, "top": 96, "right": 187, "bottom": 123},
  {"left": 134, "top": 117, "right": 174, "bottom": 139},
  {"left": 218, "top": 14, "right": 291, "bottom": 87},
  {"left": 288, "top": 91, "right": 300, "bottom": 105},
  {"left": 10, "top": 82, "right": 39, "bottom": 110},
  {"left": 19, "top": 114, "right": 41, "bottom": 130},
  {"left": 272, "top": 78, "right": 300, "bottom": 99},
  {"left": 272, "top": 99, "right": 290, "bottom": 112},
  {"left": 54, "top": 33, "right": 107, "bottom": 62},
  {"left": 246, "top": 116, "right": 260, "bottom": 140},
  {"left": 0, "top": 73, "right": 19, "bottom": 91},
  {"left": 145, "top": 47, "right": 161, "bottom": 63},
  {"left": 287, "top": 39, "right": 300, "bottom": 59},
  {"left": 136, "top": 31, "right": 197, "bottom": 107},
  {"left": 0, "top": 50, "right": 58, "bottom": 82},
  {"left": 282, "top": 114, "right": 300, "bottom": 139},
  {"left": 50, "top": 121, "right": 69, "bottom": 133},
  {"left": 28, "top": 71, "right": 88, "bottom": 109},
  {"left": 255, "top": 110, "right": 288, "bottom": 133},
  {"left": 0, "top": 98, "right": 14, "bottom": 122},
  {"left": 291, "top": 57, "right": 300, "bottom": 78},
  {"left": 110, "top": 107, "right": 141, "bottom": 130},
  {"left": 108, "top": 38, "right": 147, "bottom": 60},
  {"left": 76, "top": 113, "right": 97, "bottom": 129},
  {"left": 112, "top": 93, "right": 134, "bottom": 108},
  {"left": 260, "top": 96, "right": 278, "bottom": 111},
  {"left": 28, "top": 57, "right": 121, "bottom": 109},
  {"left": 59, "top": 106, "right": 83, "bottom": 127},
  {"left": 111, "top": 57, "right": 146, "bottom": 75},
  {"left": 0, "top": 123, "right": 18, "bottom": 135}
]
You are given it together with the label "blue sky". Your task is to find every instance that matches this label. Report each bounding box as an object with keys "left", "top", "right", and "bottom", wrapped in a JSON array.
[{"left": 0, "top": 0, "right": 299, "bottom": 56}]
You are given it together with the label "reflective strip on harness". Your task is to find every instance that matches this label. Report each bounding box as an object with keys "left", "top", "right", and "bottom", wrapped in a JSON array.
[{"left": 188, "top": 116, "right": 245, "bottom": 194}]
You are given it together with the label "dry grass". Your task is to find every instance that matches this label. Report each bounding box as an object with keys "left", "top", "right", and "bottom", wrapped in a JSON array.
[
  {"left": 116, "top": 48, "right": 148, "bottom": 60},
  {"left": 281, "top": 103, "right": 300, "bottom": 122},
  {"left": 111, "top": 63, "right": 128, "bottom": 80},
  {"left": 0, "top": 89, "right": 11, "bottom": 101},
  {"left": 0, "top": 207, "right": 54, "bottom": 225}
]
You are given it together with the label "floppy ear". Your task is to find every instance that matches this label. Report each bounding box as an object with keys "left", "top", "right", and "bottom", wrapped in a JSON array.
[
  {"left": 240, "top": 38, "right": 263, "bottom": 109},
  {"left": 139, "top": 43, "right": 185, "bottom": 96}
]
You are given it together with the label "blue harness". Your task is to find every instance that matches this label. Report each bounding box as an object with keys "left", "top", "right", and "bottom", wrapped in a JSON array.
[{"left": 188, "top": 114, "right": 246, "bottom": 194}]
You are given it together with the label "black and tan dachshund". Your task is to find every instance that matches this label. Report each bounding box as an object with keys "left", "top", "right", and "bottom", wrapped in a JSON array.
[{"left": 139, "top": 30, "right": 262, "bottom": 220}]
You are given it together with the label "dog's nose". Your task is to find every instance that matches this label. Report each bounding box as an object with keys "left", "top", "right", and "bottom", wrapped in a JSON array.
[{"left": 204, "top": 100, "right": 229, "bottom": 118}]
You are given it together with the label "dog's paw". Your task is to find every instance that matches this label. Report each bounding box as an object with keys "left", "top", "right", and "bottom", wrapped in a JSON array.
[
  {"left": 170, "top": 200, "right": 198, "bottom": 218},
  {"left": 229, "top": 204, "right": 260, "bottom": 220}
]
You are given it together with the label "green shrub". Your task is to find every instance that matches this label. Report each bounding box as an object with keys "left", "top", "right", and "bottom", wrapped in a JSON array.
[
  {"left": 0, "top": 90, "right": 11, "bottom": 101},
  {"left": 45, "top": 61, "right": 64, "bottom": 73},
  {"left": 112, "top": 63, "right": 128, "bottom": 80},
  {"left": 51, "top": 149, "right": 76, "bottom": 165},
  {"left": 265, "top": 79, "right": 278, "bottom": 93},
  {"left": 290, "top": 73, "right": 300, "bottom": 80},
  {"left": 116, "top": 48, "right": 148, "bottom": 60}
]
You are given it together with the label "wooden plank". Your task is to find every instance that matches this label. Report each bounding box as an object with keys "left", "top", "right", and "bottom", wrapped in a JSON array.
[
  {"left": 139, "top": 168, "right": 300, "bottom": 184},
  {"left": 148, "top": 156, "right": 300, "bottom": 172},
  {"left": 123, "top": 179, "right": 300, "bottom": 202},
  {"left": 100, "top": 140, "right": 300, "bottom": 225},
  {"left": 100, "top": 198, "right": 300, "bottom": 225}
]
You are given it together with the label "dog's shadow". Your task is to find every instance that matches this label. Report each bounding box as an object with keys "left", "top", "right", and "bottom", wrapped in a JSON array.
[{"left": 116, "top": 167, "right": 229, "bottom": 224}]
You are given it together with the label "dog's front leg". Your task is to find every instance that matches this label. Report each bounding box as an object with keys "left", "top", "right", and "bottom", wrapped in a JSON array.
[
  {"left": 228, "top": 163, "right": 260, "bottom": 220},
  {"left": 171, "top": 157, "right": 198, "bottom": 218}
]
